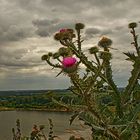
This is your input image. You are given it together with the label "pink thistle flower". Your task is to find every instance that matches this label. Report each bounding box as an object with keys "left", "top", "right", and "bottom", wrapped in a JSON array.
[
  {"left": 62, "top": 57, "right": 77, "bottom": 67},
  {"left": 59, "top": 29, "right": 67, "bottom": 33}
]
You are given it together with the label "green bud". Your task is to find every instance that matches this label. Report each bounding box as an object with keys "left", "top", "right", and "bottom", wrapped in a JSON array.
[
  {"left": 52, "top": 52, "right": 60, "bottom": 59},
  {"left": 41, "top": 55, "right": 49, "bottom": 61},
  {"left": 75, "top": 23, "right": 85, "bottom": 30},
  {"left": 48, "top": 52, "right": 53, "bottom": 57},
  {"left": 59, "top": 47, "right": 72, "bottom": 57},
  {"left": 128, "top": 22, "right": 137, "bottom": 29},
  {"left": 89, "top": 46, "right": 99, "bottom": 54},
  {"left": 63, "top": 64, "right": 78, "bottom": 74}
]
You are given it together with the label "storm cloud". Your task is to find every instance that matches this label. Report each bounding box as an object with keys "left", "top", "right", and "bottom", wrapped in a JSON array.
[{"left": 0, "top": 0, "right": 140, "bottom": 90}]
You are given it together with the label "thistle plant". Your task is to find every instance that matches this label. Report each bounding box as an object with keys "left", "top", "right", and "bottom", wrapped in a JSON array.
[
  {"left": 12, "top": 119, "right": 22, "bottom": 140},
  {"left": 42, "top": 22, "right": 140, "bottom": 139},
  {"left": 12, "top": 119, "right": 57, "bottom": 140}
]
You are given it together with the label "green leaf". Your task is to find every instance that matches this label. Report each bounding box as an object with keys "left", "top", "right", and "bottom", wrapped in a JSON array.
[{"left": 123, "top": 52, "right": 136, "bottom": 62}]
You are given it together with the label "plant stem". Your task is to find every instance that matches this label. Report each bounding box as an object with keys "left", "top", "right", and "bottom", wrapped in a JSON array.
[{"left": 131, "top": 28, "right": 139, "bottom": 56}]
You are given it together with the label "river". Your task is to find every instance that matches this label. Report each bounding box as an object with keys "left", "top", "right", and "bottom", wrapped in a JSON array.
[{"left": 0, "top": 111, "right": 91, "bottom": 140}]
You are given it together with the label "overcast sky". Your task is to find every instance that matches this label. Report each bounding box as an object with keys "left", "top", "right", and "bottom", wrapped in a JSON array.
[{"left": 0, "top": 0, "right": 140, "bottom": 90}]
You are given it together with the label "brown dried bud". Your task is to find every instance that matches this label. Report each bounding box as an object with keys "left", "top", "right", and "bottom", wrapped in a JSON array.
[{"left": 98, "top": 37, "right": 112, "bottom": 48}]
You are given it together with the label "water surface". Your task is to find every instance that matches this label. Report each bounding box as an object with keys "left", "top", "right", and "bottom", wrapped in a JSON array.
[{"left": 0, "top": 111, "right": 83, "bottom": 140}]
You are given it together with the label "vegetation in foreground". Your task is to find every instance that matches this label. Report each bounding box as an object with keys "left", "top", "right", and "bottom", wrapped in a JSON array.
[
  {"left": 10, "top": 22, "right": 140, "bottom": 139},
  {"left": 41, "top": 22, "right": 140, "bottom": 139}
]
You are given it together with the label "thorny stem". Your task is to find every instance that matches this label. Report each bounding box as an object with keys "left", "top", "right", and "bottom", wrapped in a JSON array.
[
  {"left": 69, "top": 72, "right": 121, "bottom": 140},
  {"left": 46, "top": 59, "right": 61, "bottom": 68},
  {"left": 76, "top": 29, "right": 82, "bottom": 52},
  {"left": 131, "top": 28, "right": 140, "bottom": 56},
  {"left": 123, "top": 27, "right": 140, "bottom": 104},
  {"left": 94, "top": 53, "right": 101, "bottom": 66},
  {"left": 104, "top": 58, "right": 123, "bottom": 118},
  {"left": 84, "top": 61, "right": 104, "bottom": 96},
  {"left": 66, "top": 41, "right": 107, "bottom": 82},
  {"left": 68, "top": 72, "right": 84, "bottom": 96},
  {"left": 123, "top": 61, "right": 140, "bottom": 104},
  {"left": 66, "top": 41, "right": 123, "bottom": 116}
]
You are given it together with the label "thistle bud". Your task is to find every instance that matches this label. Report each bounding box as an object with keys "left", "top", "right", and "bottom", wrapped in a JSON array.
[
  {"left": 41, "top": 55, "right": 49, "bottom": 60},
  {"left": 63, "top": 64, "right": 78, "bottom": 74},
  {"left": 52, "top": 52, "right": 60, "bottom": 59},
  {"left": 89, "top": 46, "right": 99, "bottom": 54},
  {"left": 48, "top": 52, "right": 53, "bottom": 57},
  {"left": 67, "top": 29, "right": 74, "bottom": 33},
  {"left": 75, "top": 23, "right": 85, "bottom": 30},
  {"left": 54, "top": 33, "right": 62, "bottom": 41},
  {"left": 59, "top": 47, "right": 72, "bottom": 57},
  {"left": 128, "top": 22, "right": 137, "bottom": 29}
]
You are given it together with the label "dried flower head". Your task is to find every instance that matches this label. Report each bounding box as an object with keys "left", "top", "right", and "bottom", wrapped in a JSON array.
[
  {"left": 128, "top": 22, "right": 137, "bottom": 29},
  {"left": 54, "top": 33, "right": 62, "bottom": 41},
  {"left": 98, "top": 37, "right": 112, "bottom": 48},
  {"left": 54, "top": 28, "right": 75, "bottom": 41}
]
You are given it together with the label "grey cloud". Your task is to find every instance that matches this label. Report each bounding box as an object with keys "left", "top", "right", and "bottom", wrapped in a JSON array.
[
  {"left": 86, "top": 28, "right": 101, "bottom": 35},
  {"left": 32, "top": 18, "right": 74, "bottom": 37},
  {"left": 0, "top": 18, "right": 34, "bottom": 43},
  {"left": 85, "top": 27, "right": 114, "bottom": 39},
  {"left": 35, "top": 28, "right": 49, "bottom": 37},
  {"left": 0, "top": 0, "right": 140, "bottom": 89},
  {"left": 101, "top": 29, "right": 113, "bottom": 35},
  {"left": 0, "top": 70, "right": 70, "bottom": 90},
  {"left": 32, "top": 18, "right": 57, "bottom": 37},
  {"left": 0, "top": 46, "right": 43, "bottom": 69},
  {"left": 32, "top": 19, "right": 53, "bottom": 27},
  {"left": 3, "top": 26, "right": 31, "bottom": 42}
]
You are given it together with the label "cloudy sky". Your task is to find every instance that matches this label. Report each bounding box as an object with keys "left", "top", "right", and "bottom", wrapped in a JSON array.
[{"left": 0, "top": 0, "right": 140, "bottom": 90}]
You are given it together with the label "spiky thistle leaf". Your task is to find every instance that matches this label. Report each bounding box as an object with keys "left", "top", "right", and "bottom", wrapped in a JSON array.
[{"left": 123, "top": 52, "right": 137, "bottom": 62}]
